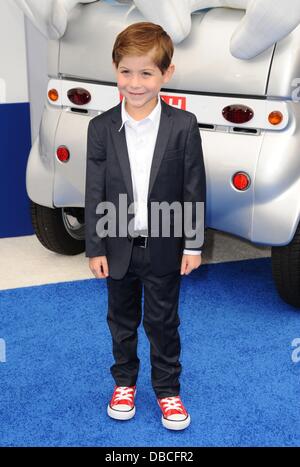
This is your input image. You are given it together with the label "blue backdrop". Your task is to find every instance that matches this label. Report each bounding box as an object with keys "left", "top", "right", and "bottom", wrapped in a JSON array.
[{"left": 0, "top": 102, "right": 33, "bottom": 237}]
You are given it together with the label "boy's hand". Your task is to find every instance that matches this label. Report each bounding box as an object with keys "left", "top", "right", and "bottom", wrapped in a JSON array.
[
  {"left": 89, "top": 256, "right": 109, "bottom": 279},
  {"left": 180, "top": 254, "right": 202, "bottom": 275}
]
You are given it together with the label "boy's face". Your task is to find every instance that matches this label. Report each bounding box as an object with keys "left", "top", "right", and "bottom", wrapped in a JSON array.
[{"left": 113, "top": 51, "right": 175, "bottom": 112}]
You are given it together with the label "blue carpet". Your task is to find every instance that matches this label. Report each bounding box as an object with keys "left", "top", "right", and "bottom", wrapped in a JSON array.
[{"left": 0, "top": 258, "right": 300, "bottom": 447}]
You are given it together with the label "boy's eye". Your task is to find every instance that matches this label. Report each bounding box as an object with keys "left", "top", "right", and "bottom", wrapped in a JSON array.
[{"left": 120, "top": 71, "right": 152, "bottom": 76}]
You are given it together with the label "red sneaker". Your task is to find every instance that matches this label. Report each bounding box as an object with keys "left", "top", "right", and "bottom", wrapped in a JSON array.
[
  {"left": 107, "top": 386, "right": 136, "bottom": 420},
  {"left": 157, "top": 395, "right": 191, "bottom": 430}
]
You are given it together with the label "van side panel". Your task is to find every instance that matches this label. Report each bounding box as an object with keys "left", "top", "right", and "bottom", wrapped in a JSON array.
[
  {"left": 202, "top": 129, "right": 264, "bottom": 239},
  {"left": 48, "top": 39, "right": 60, "bottom": 78},
  {"left": 251, "top": 101, "right": 300, "bottom": 245},
  {"left": 267, "top": 26, "right": 300, "bottom": 99},
  {"left": 26, "top": 101, "right": 62, "bottom": 207}
]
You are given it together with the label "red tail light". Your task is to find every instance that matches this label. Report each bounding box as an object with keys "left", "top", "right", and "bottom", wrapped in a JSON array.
[
  {"left": 56, "top": 146, "right": 70, "bottom": 163},
  {"left": 67, "top": 88, "right": 91, "bottom": 106},
  {"left": 222, "top": 105, "right": 254, "bottom": 124},
  {"left": 232, "top": 172, "right": 251, "bottom": 191}
]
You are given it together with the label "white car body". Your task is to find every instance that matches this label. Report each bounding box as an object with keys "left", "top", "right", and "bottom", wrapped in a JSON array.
[{"left": 27, "top": 2, "right": 300, "bottom": 246}]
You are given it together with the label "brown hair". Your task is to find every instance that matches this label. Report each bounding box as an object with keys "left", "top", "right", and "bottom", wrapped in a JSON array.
[{"left": 112, "top": 22, "right": 174, "bottom": 74}]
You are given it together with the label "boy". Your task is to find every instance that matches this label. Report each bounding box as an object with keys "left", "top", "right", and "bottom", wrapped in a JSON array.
[{"left": 85, "top": 22, "right": 206, "bottom": 430}]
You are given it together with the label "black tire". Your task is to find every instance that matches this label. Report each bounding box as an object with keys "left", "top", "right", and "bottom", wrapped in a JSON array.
[
  {"left": 30, "top": 201, "right": 85, "bottom": 255},
  {"left": 272, "top": 223, "right": 300, "bottom": 308}
]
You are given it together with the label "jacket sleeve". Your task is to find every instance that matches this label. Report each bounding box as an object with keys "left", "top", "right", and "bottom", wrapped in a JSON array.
[
  {"left": 183, "top": 114, "right": 206, "bottom": 251},
  {"left": 84, "top": 119, "right": 107, "bottom": 258}
]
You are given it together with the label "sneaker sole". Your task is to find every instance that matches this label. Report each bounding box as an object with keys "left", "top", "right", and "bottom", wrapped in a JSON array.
[
  {"left": 107, "top": 404, "right": 136, "bottom": 420},
  {"left": 161, "top": 414, "right": 191, "bottom": 430}
]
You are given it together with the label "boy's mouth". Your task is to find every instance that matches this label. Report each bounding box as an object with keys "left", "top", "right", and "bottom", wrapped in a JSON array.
[{"left": 129, "top": 92, "right": 145, "bottom": 96}]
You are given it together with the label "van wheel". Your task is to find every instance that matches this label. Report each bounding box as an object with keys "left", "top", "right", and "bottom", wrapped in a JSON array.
[
  {"left": 30, "top": 201, "right": 85, "bottom": 255},
  {"left": 272, "top": 223, "right": 300, "bottom": 308}
]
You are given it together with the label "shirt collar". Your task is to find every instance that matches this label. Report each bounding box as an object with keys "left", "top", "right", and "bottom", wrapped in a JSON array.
[{"left": 118, "top": 95, "right": 161, "bottom": 132}]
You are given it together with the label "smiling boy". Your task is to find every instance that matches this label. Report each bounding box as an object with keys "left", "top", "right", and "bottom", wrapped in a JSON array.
[{"left": 85, "top": 22, "right": 206, "bottom": 430}]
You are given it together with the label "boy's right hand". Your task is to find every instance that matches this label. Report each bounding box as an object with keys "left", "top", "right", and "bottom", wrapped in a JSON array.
[{"left": 89, "top": 256, "right": 109, "bottom": 279}]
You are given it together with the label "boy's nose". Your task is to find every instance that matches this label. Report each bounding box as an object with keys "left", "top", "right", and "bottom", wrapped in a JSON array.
[{"left": 130, "top": 76, "right": 141, "bottom": 87}]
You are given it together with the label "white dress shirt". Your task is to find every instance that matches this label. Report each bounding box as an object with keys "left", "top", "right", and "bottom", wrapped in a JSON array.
[{"left": 118, "top": 96, "right": 201, "bottom": 256}]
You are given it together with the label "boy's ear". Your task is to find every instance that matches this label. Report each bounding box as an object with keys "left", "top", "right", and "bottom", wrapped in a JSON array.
[{"left": 163, "top": 63, "right": 175, "bottom": 83}]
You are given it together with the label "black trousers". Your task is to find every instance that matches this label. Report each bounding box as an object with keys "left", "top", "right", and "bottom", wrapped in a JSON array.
[{"left": 106, "top": 242, "right": 182, "bottom": 399}]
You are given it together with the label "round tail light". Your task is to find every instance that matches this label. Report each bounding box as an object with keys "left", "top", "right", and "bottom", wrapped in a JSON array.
[
  {"left": 48, "top": 88, "right": 59, "bottom": 102},
  {"left": 67, "top": 88, "right": 91, "bottom": 106},
  {"left": 268, "top": 111, "right": 283, "bottom": 126},
  {"left": 232, "top": 172, "right": 251, "bottom": 191},
  {"left": 56, "top": 146, "right": 70, "bottom": 163},
  {"left": 222, "top": 105, "right": 254, "bottom": 124}
]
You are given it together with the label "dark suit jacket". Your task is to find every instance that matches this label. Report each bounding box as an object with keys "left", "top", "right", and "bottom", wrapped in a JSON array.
[{"left": 85, "top": 96, "right": 206, "bottom": 279}]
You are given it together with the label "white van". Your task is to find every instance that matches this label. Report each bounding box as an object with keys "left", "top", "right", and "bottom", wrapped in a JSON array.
[{"left": 26, "top": 1, "right": 300, "bottom": 307}]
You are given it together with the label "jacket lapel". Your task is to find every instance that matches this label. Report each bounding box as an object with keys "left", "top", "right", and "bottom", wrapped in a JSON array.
[
  {"left": 110, "top": 96, "right": 174, "bottom": 205},
  {"left": 147, "top": 98, "right": 173, "bottom": 201},
  {"left": 110, "top": 104, "right": 134, "bottom": 204}
]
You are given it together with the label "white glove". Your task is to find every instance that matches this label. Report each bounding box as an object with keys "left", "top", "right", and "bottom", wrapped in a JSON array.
[
  {"left": 13, "top": 0, "right": 95, "bottom": 39},
  {"left": 13, "top": 0, "right": 300, "bottom": 59},
  {"left": 134, "top": 0, "right": 300, "bottom": 59}
]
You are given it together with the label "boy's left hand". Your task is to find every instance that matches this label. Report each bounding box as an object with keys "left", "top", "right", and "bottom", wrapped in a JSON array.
[{"left": 180, "top": 254, "right": 202, "bottom": 275}]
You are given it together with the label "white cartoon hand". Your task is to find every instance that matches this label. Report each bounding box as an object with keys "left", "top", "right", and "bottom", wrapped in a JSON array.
[
  {"left": 13, "top": 0, "right": 300, "bottom": 60},
  {"left": 134, "top": 0, "right": 300, "bottom": 59},
  {"left": 13, "top": 0, "right": 95, "bottom": 39},
  {"left": 229, "top": 0, "right": 300, "bottom": 59}
]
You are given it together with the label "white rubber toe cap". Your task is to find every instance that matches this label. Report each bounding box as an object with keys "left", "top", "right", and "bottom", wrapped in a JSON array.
[
  {"left": 162, "top": 413, "right": 191, "bottom": 430},
  {"left": 107, "top": 404, "right": 136, "bottom": 421}
]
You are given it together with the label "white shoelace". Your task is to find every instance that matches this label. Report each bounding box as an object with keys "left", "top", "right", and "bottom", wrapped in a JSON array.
[
  {"left": 113, "top": 387, "right": 134, "bottom": 403},
  {"left": 160, "top": 396, "right": 184, "bottom": 413}
]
